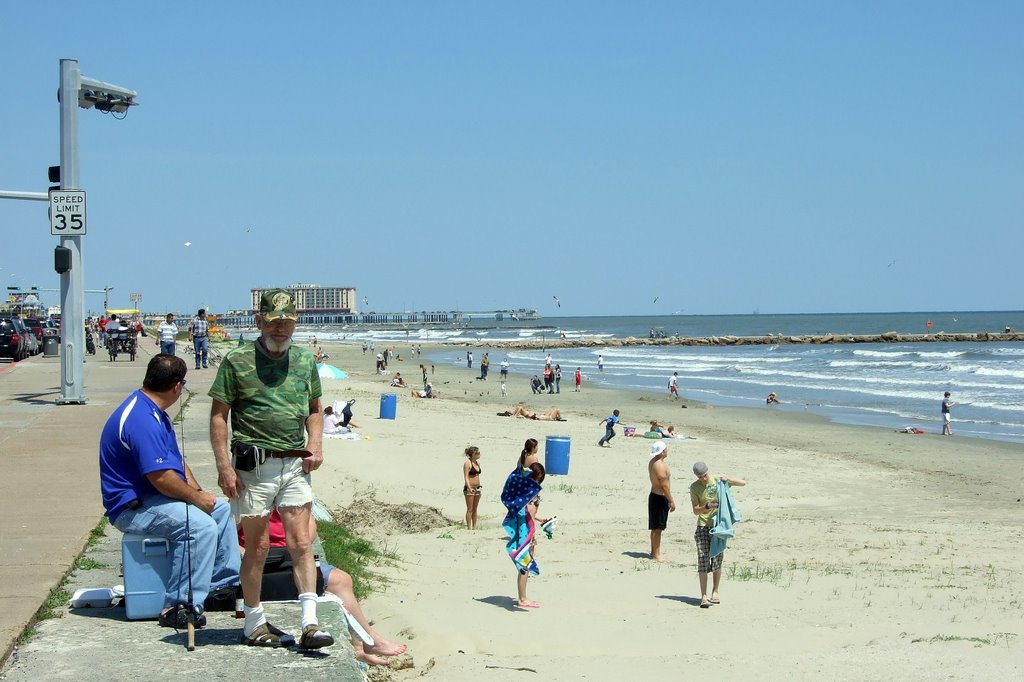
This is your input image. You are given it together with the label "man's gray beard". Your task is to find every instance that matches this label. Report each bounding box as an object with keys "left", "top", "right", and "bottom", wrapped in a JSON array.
[{"left": 263, "top": 337, "right": 292, "bottom": 354}]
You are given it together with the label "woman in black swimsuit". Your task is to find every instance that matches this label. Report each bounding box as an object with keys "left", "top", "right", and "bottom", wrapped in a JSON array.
[
  {"left": 517, "top": 438, "right": 540, "bottom": 470},
  {"left": 463, "top": 446, "right": 483, "bottom": 530}
]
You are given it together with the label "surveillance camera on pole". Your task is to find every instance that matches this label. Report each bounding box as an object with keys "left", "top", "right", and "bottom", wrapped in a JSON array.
[{"left": 74, "top": 77, "right": 139, "bottom": 115}]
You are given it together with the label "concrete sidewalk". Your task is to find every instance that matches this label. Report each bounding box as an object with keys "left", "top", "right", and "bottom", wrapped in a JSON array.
[
  {"left": 0, "top": 350, "right": 143, "bottom": 665},
  {"left": 0, "top": 349, "right": 365, "bottom": 680}
]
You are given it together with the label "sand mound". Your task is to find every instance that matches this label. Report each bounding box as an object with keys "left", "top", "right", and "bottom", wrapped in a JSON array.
[{"left": 336, "top": 496, "right": 454, "bottom": 539}]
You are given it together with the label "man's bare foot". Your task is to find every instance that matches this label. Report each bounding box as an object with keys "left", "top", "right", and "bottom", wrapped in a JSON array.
[
  {"left": 355, "top": 650, "right": 390, "bottom": 666},
  {"left": 650, "top": 554, "right": 670, "bottom": 563},
  {"left": 367, "top": 640, "right": 408, "bottom": 657},
  {"left": 516, "top": 600, "right": 541, "bottom": 609}
]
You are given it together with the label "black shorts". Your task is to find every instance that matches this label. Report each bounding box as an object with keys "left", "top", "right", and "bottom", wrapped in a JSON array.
[{"left": 648, "top": 492, "right": 670, "bottom": 530}]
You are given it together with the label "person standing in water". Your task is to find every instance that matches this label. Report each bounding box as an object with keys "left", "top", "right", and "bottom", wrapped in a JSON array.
[{"left": 941, "top": 391, "right": 955, "bottom": 435}]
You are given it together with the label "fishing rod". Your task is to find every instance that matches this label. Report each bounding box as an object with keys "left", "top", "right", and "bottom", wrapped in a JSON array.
[{"left": 178, "top": 388, "right": 198, "bottom": 651}]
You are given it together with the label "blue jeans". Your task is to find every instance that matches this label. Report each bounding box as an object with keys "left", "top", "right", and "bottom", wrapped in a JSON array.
[
  {"left": 598, "top": 426, "right": 615, "bottom": 446},
  {"left": 160, "top": 341, "right": 176, "bottom": 356},
  {"left": 113, "top": 494, "right": 240, "bottom": 610},
  {"left": 193, "top": 336, "right": 208, "bottom": 368}
]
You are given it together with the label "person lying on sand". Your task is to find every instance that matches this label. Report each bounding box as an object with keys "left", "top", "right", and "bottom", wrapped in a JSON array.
[
  {"left": 627, "top": 420, "right": 668, "bottom": 437},
  {"left": 239, "top": 510, "right": 408, "bottom": 665},
  {"left": 497, "top": 405, "right": 565, "bottom": 421},
  {"left": 412, "top": 383, "right": 437, "bottom": 398},
  {"left": 665, "top": 426, "right": 697, "bottom": 440}
]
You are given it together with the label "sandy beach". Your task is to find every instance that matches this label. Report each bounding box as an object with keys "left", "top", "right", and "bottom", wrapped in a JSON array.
[{"left": 301, "top": 342, "right": 1023, "bottom": 681}]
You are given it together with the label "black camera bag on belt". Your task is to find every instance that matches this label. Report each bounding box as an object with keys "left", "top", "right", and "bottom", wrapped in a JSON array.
[{"left": 232, "top": 442, "right": 259, "bottom": 471}]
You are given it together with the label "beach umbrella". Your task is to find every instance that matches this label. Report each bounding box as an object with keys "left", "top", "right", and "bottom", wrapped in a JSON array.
[{"left": 317, "top": 364, "right": 348, "bottom": 380}]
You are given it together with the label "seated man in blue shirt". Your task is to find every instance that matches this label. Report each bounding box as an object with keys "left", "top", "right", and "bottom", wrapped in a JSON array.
[{"left": 99, "top": 354, "right": 240, "bottom": 629}]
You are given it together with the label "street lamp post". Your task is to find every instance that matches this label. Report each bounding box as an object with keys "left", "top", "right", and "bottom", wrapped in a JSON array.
[
  {"left": 104, "top": 286, "right": 114, "bottom": 313},
  {"left": 1, "top": 59, "right": 138, "bottom": 402},
  {"left": 55, "top": 59, "right": 138, "bottom": 404}
]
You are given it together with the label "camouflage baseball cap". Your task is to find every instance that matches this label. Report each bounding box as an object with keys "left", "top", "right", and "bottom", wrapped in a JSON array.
[{"left": 259, "top": 289, "right": 298, "bottom": 321}]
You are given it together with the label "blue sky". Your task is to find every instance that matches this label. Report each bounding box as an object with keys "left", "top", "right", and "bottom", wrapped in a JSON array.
[{"left": 2, "top": 2, "right": 1022, "bottom": 317}]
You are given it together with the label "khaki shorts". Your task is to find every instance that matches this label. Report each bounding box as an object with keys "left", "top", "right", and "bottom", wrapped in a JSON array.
[{"left": 232, "top": 456, "right": 313, "bottom": 518}]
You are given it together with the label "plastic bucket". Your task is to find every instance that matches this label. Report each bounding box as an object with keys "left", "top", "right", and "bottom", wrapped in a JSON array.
[
  {"left": 544, "top": 436, "right": 571, "bottom": 475},
  {"left": 379, "top": 393, "right": 397, "bottom": 419}
]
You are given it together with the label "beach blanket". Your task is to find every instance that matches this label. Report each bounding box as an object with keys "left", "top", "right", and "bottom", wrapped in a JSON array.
[
  {"left": 710, "top": 478, "right": 743, "bottom": 559},
  {"left": 501, "top": 469, "right": 543, "bottom": 576},
  {"left": 323, "top": 432, "right": 360, "bottom": 440}
]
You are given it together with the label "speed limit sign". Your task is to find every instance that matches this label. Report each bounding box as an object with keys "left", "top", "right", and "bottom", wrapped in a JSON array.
[{"left": 49, "top": 190, "right": 87, "bottom": 236}]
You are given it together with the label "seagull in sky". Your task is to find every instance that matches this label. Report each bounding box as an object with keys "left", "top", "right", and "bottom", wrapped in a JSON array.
[
  {"left": 184, "top": 241, "right": 192, "bottom": 247},
  {"left": 653, "top": 296, "right": 659, "bottom": 304},
  {"left": 553, "top": 295, "right": 561, "bottom": 307}
]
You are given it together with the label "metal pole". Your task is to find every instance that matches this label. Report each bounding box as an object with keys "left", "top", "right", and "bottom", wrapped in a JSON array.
[
  {"left": 0, "top": 190, "right": 49, "bottom": 201},
  {"left": 58, "top": 58, "right": 86, "bottom": 404}
]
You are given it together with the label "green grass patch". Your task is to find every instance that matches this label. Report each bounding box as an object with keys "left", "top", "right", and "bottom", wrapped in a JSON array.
[
  {"left": 728, "top": 562, "right": 784, "bottom": 583},
  {"left": 16, "top": 585, "right": 71, "bottom": 646},
  {"left": 86, "top": 518, "right": 108, "bottom": 549},
  {"left": 912, "top": 634, "right": 992, "bottom": 646},
  {"left": 73, "top": 556, "right": 106, "bottom": 571},
  {"left": 317, "top": 519, "right": 393, "bottom": 599},
  {"left": 172, "top": 390, "right": 195, "bottom": 425},
  {"left": 18, "top": 517, "right": 113, "bottom": 645}
]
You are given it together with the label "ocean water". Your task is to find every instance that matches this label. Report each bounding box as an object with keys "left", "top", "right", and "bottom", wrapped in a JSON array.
[
  {"left": 279, "top": 311, "right": 1024, "bottom": 444},
  {"left": 493, "top": 341, "right": 1024, "bottom": 444}
]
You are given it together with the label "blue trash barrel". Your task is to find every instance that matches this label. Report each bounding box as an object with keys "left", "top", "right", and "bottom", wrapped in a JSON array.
[
  {"left": 379, "top": 393, "right": 397, "bottom": 419},
  {"left": 544, "top": 436, "right": 571, "bottom": 475}
]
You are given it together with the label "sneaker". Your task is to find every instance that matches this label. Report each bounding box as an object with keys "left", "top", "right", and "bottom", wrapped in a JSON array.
[
  {"left": 297, "top": 624, "right": 335, "bottom": 650},
  {"left": 159, "top": 605, "right": 206, "bottom": 629}
]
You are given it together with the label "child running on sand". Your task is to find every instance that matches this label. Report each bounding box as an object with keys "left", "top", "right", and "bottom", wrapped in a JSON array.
[{"left": 597, "top": 409, "right": 621, "bottom": 447}]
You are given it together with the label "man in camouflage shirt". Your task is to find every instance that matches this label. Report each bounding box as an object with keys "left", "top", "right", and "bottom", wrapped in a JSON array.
[{"left": 209, "top": 289, "right": 333, "bottom": 650}]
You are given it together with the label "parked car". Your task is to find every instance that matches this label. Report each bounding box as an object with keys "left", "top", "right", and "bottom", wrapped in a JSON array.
[
  {"left": 23, "top": 318, "right": 45, "bottom": 355},
  {"left": 0, "top": 317, "right": 30, "bottom": 361},
  {"left": 23, "top": 317, "right": 45, "bottom": 339},
  {"left": 23, "top": 330, "right": 40, "bottom": 356}
]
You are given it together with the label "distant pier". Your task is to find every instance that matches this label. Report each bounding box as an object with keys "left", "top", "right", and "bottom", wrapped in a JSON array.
[{"left": 217, "top": 307, "right": 540, "bottom": 328}]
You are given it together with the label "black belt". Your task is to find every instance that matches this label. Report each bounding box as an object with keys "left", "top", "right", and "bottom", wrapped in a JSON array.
[
  {"left": 264, "top": 449, "right": 308, "bottom": 459},
  {"left": 126, "top": 498, "right": 142, "bottom": 510}
]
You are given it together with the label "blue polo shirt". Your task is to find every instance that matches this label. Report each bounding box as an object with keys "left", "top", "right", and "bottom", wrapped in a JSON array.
[{"left": 99, "top": 389, "right": 185, "bottom": 523}]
